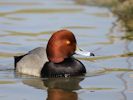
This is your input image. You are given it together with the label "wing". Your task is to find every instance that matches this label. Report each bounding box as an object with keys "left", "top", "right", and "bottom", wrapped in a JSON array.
[{"left": 14, "top": 47, "right": 48, "bottom": 77}]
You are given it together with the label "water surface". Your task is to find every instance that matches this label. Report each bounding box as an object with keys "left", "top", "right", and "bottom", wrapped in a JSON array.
[{"left": 0, "top": 0, "right": 133, "bottom": 100}]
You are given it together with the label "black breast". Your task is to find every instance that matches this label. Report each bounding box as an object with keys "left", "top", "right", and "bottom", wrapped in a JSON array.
[{"left": 41, "top": 58, "right": 86, "bottom": 78}]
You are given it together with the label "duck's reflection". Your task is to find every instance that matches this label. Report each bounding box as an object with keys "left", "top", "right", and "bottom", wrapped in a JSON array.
[
  {"left": 23, "top": 77, "right": 84, "bottom": 100},
  {"left": 47, "top": 88, "right": 77, "bottom": 100}
]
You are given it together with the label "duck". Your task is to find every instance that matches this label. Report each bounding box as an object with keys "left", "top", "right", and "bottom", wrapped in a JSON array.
[{"left": 14, "top": 29, "right": 95, "bottom": 77}]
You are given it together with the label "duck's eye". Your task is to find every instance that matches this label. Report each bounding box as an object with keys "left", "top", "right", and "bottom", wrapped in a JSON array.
[{"left": 66, "top": 40, "right": 71, "bottom": 45}]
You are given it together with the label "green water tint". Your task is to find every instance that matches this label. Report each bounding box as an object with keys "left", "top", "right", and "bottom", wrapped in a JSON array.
[
  {"left": 0, "top": 52, "right": 23, "bottom": 58},
  {"left": 0, "top": 42, "right": 20, "bottom": 45},
  {"left": 90, "top": 12, "right": 111, "bottom": 17},
  {"left": 105, "top": 68, "right": 133, "bottom": 72},
  {"left": 76, "top": 0, "right": 119, "bottom": 7},
  {"left": 1, "top": 30, "right": 53, "bottom": 37},
  {"left": 0, "top": 81, "right": 15, "bottom": 84},
  {"left": 0, "top": 8, "right": 82, "bottom": 16},
  {"left": 83, "top": 87, "right": 114, "bottom": 91},
  {"left": 63, "top": 26, "right": 96, "bottom": 29},
  {"left": 26, "top": 38, "right": 48, "bottom": 42},
  {"left": 5, "top": 16, "right": 26, "bottom": 21}
]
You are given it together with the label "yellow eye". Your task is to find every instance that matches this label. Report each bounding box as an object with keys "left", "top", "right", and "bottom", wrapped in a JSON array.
[{"left": 66, "top": 40, "right": 71, "bottom": 45}]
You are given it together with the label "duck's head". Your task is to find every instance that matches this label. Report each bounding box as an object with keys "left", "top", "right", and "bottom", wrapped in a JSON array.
[{"left": 46, "top": 29, "right": 94, "bottom": 63}]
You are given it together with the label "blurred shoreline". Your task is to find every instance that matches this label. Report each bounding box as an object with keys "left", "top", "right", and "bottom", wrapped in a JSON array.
[{"left": 75, "top": 0, "right": 133, "bottom": 32}]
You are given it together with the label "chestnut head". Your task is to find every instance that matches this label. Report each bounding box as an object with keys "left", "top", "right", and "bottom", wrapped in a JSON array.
[{"left": 46, "top": 30, "right": 76, "bottom": 63}]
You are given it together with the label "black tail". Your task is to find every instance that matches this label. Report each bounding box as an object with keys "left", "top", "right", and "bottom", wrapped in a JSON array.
[{"left": 14, "top": 54, "right": 26, "bottom": 69}]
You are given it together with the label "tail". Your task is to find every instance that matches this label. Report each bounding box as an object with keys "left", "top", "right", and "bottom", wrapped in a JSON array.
[{"left": 14, "top": 54, "right": 26, "bottom": 69}]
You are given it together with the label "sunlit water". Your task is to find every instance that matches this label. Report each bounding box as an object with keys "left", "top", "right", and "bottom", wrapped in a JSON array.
[{"left": 0, "top": 0, "right": 133, "bottom": 100}]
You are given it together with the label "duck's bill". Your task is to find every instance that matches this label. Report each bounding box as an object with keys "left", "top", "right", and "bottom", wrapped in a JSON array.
[{"left": 75, "top": 47, "right": 95, "bottom": 57}]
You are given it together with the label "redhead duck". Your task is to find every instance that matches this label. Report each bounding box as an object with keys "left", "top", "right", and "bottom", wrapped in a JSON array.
[{"left": 14, "top": 30, "right": 94, "bottom": 77}]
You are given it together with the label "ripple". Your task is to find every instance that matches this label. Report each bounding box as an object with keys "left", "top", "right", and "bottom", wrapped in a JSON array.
[
  {"left": 0, "top": 52, "right": 23, "bottom": 58},
  {"left": 0, "top": 80, "right": 15, "bottom": 84},
  {"left": 0, "top": 42, "right": 20, "bottom": 45},
  {"left": 0, "top": 2, "right": 42, "bottom": 6},
  {"left": 0, "top": 8, "right": 82, "bottom": 16},
  {"left": 1, "top": 30, "right": 52, "bottom": 37},
  {"left": 105, "top": 68, "right": 133, "bottom": 72},
  {"left": 83, "top": 87, "right": 114, "bottom": 91},
  {"left": 5, "top": 16, "right": 26, "bottom": 21},
  {"left": 26, "top": 38, "right": 48, "bottom": 42},
  {"left": 63, "top": 26, "right": 96, "bottom": 29},
  {"left": 90, "top": 12, "right": 111, "bottom": 17}
]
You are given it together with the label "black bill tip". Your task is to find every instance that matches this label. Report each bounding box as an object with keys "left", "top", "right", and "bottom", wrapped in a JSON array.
[{"left": 90, "top": 53, "right": 95, "bottom": 56}]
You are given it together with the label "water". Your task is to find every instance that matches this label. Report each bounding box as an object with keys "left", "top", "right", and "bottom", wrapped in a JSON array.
[{"left": 0, "top": 0, "right": 133, "bottom": 100}]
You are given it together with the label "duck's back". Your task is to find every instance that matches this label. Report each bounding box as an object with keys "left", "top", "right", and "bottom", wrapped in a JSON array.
[{"left": 14, "top": 47, "right": 48, "bottom": 77}]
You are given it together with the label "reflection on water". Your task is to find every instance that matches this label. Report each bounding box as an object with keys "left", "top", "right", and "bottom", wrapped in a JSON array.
[
  {"left": 47, "top": 89, "right": 77, "bottom": 100},
  {"left": 22, "top": 77, "right": 83, "bottom": 100},
  {"left": 76, "top": 0, "right": 133, "bottom": 32},
  {"left": 0, "top": 0, "right": 133, "bottom": 100},
  {"left": 44, "top": 78, "right": 80, "bottom": 100}
]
